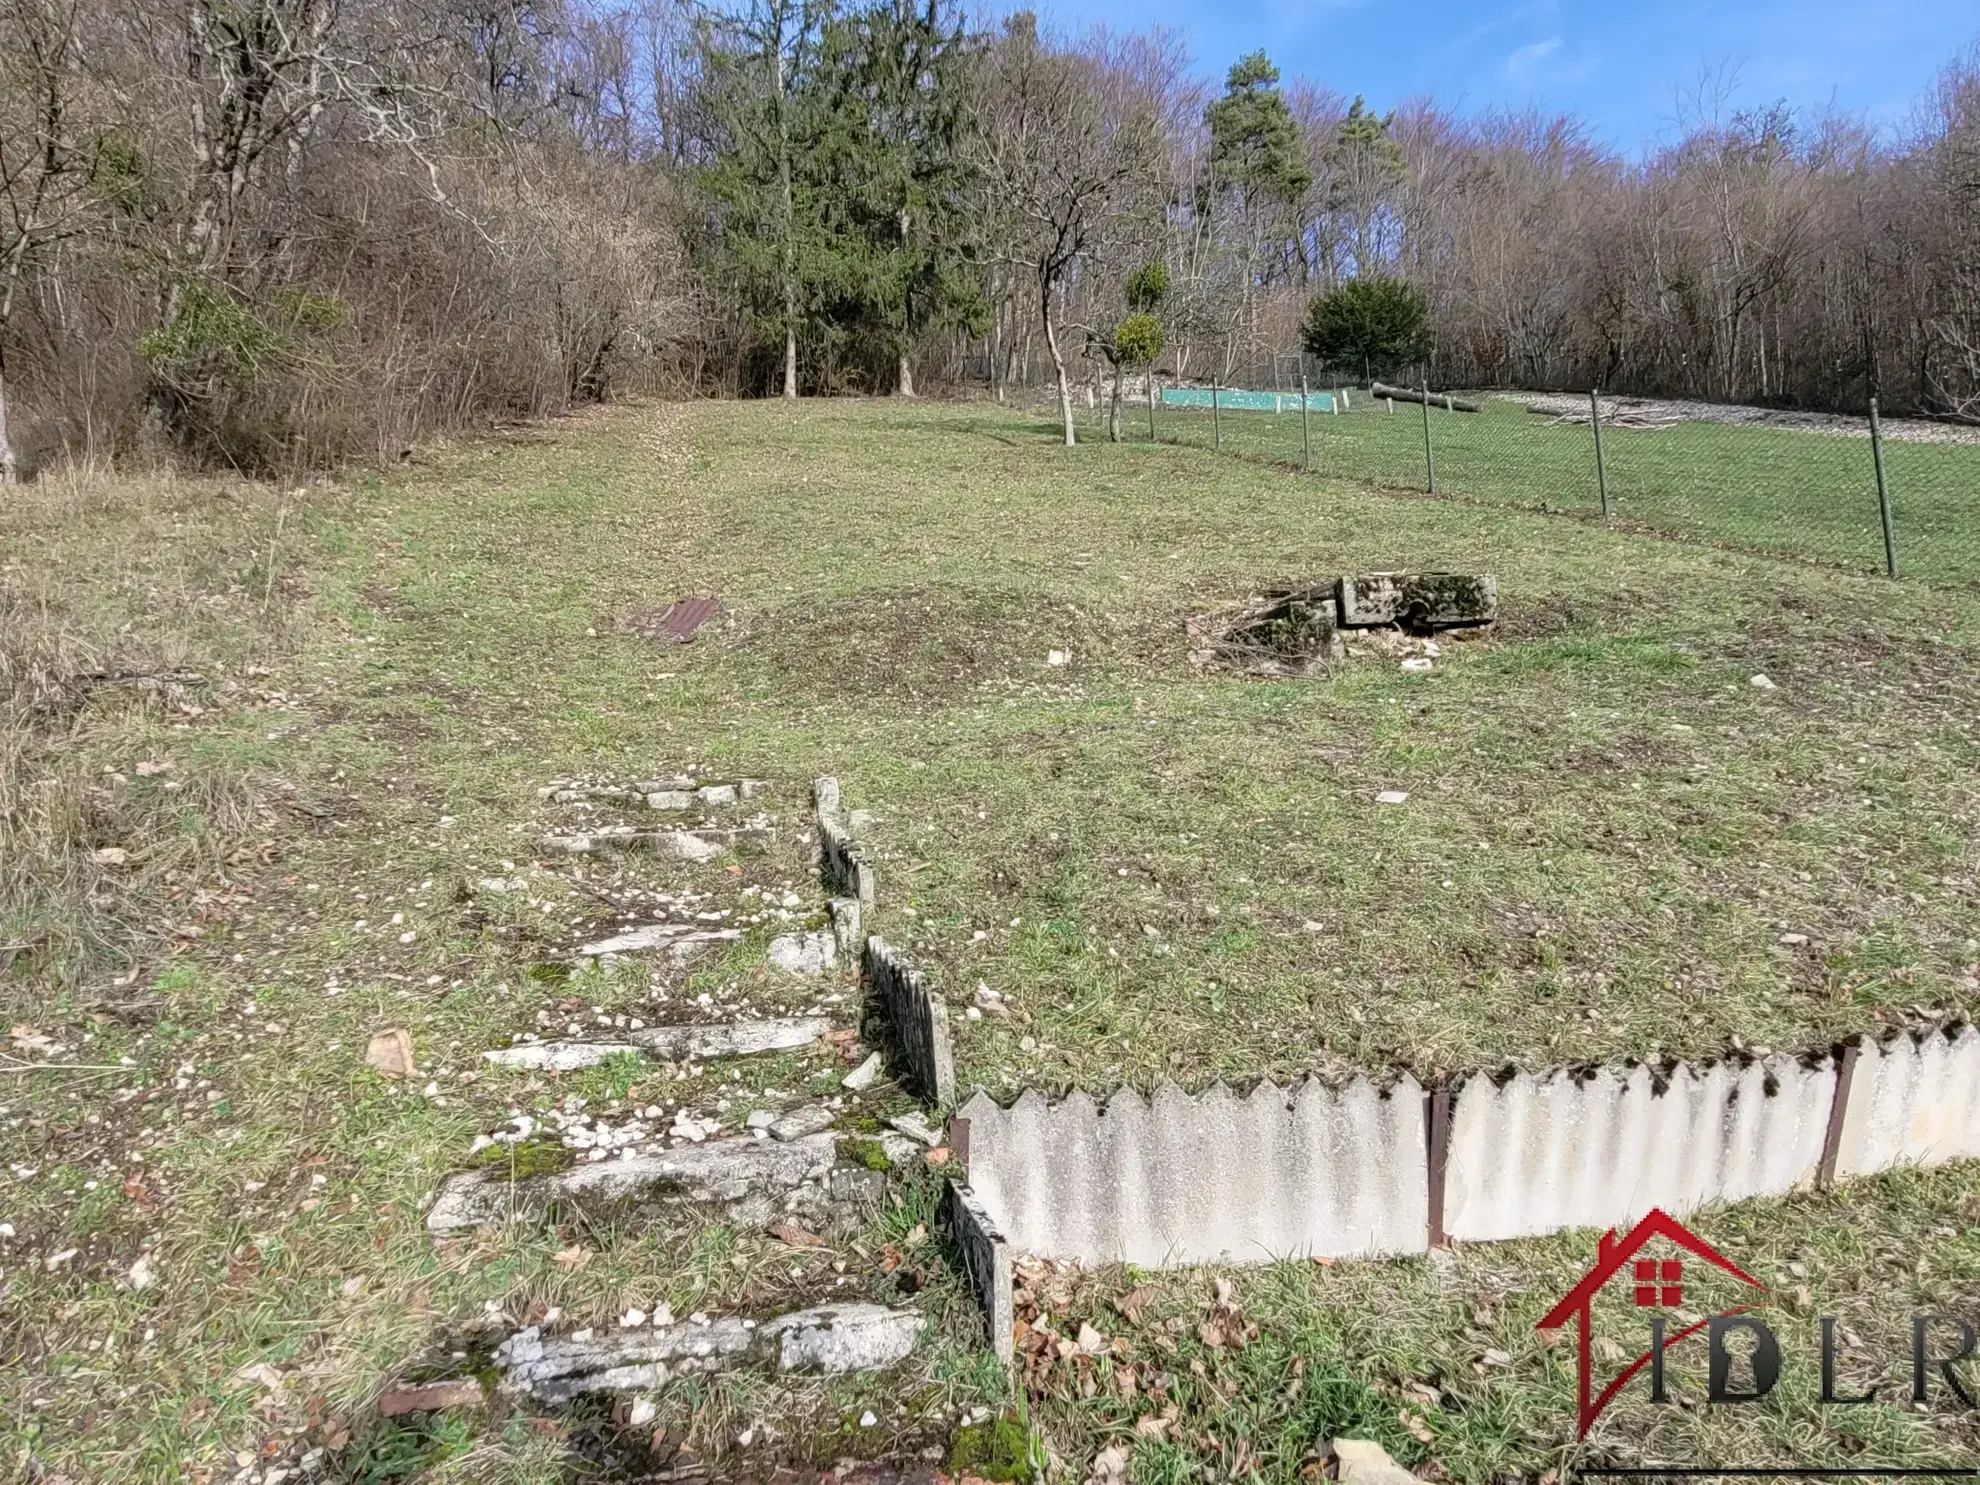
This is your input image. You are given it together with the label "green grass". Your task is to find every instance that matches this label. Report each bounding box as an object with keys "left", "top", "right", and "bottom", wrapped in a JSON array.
[
  {"left": 3, "top": 396, "right": 1978, "bottom": 1480},
  {"left": 1013, "top": 1164, "right": 1980, "bottom": 1481},
  {"left": 1150, "top": 394, "right": 1980, "bottom": 586}
]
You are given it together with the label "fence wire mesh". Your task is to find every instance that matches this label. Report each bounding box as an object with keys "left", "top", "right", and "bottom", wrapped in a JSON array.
[{"left": 1127, "top": 368, "right": 1980, "bottom": 588}]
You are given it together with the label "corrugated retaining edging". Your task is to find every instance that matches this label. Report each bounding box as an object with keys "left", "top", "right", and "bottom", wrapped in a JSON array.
[
  {"left": 954, "top": 1077, "right": 1429, "bottom": 1268},
  {"left": 810, "top": 777, "right": 952, "bottom": 1103},
  {"left": 949, "top": 1023, "right": 1980, "bottom": 1291},
  {"left": 1836, "top": 1022, "right": 1980, "bottom": 1176},
  {"left": 1440, "top": 1051, "right": 1840, "bottom": 1243},
  {"left": 863, "top": 936, "right": 956, "bottom": 1106},
  {"left": 813, "top": 776, "right": 875, "bottom": 908},
  {"left": 942, "top": 1182, "right": 1014, "bottom": 1364}
]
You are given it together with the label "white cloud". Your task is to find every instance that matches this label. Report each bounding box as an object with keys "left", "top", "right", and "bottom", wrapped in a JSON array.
[{"left": 1506, "top": 35, "right": 1563, "bottom": 78}]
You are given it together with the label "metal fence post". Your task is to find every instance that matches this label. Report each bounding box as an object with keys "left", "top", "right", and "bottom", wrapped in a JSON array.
[
  {"left": 1870, "top": 396, "right": 1898, "bottom": 578},
  {"left": 1589, "top": 387, "right": 1611, "bottom": 519},
  {"left": 1148, "top": 371, "right": 1157, "bottom": 441},
  {"left": 1212, "top": 377, "right": 1221, "bottom": 454},
  {"left": 1300, "top": 372, "right": 1312, "bottom": 471},
  {"left": 1420, "top": 376, "right": 1436, "bottom": 493}
]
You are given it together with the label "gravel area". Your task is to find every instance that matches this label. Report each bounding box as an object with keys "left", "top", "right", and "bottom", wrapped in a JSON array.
[{"left": 1509, "top": 390, "right": 1980, "bottom": 444}]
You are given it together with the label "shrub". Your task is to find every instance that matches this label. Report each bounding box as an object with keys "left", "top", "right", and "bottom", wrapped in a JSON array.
[{"left": 1301, "top": 275, "right": 1429, "bottom": 381}]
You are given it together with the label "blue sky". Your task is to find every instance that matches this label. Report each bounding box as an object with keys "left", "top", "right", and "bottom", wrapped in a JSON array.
[{"left": 1031, "top": 0, "right": 1980, "bottom": 153}]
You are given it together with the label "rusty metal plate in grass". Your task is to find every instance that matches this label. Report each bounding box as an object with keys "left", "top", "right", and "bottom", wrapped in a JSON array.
[{"left": 621, "top": 597, "right": 724, "bottom": 644}]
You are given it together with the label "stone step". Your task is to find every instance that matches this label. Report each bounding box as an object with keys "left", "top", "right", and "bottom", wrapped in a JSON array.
[
  {"left": 428, "top": 1133, "right": 834, "bottom": 1232},
  {"left": 495, "top": 1302, "right": 923, "bottom": 1402},
  {"left": 484, "top": 1016, "right": 835, "bottom": 1071},
  {"left": 542, "top": 777, "right": 765, "bottom": 808},
  {"left": 426, "top": 1130, "right": 920, "bottom": 1233},
  {"left": 541, "top": 825, "right": 774, "bottom": 861},
  {"left": 576, "top": 922, "right": 746, "bottom": 957}
]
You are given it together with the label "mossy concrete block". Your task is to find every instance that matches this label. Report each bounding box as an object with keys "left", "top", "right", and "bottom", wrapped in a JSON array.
[{"left": 1337, "top": 572, "right": 1498, "bottom": 630}]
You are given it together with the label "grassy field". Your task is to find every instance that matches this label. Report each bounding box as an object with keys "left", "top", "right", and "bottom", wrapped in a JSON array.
[
  {"left": 1147, "top": 393, "right": 1980, "bottom": 587},
  {"left": 3, "top": 397, "right": 1978, "bottom": 1482}
]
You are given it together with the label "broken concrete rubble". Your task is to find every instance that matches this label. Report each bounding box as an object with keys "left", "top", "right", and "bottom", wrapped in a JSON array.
[
  {"left": 1187, "top": 587, "right": 1343, "bottom": 677},
  {"left": 495, "top": 1303, "right": 923, "bottom": 1402},
  {"left": 1191, "top": 572, "right": 1497, "bottom": 678}
]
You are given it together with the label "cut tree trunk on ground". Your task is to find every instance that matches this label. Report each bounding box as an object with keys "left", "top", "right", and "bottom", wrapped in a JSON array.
[{"left": 1371, "top": 382, "right": 1482, "bottom": 413}]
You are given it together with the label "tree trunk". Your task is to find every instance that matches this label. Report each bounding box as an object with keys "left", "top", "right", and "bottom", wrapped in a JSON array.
[
  {"left": 897, "top": 204, "right": 915, "bottom": 397},
  {"left": 1108, "top": 361, "right": 1122, "bottom": 442},
  {"left": 0, "top": 370, "right": 15, "bottom": 483},
  {"left": 1042, "top": 295, "right": 1075, "bottom": 446},
  {"left": 1370, "top": 380, "right": 1483, "bottom": 412},
  {"left": 775, "top": 9, "right": 798, "bottom": 400}
]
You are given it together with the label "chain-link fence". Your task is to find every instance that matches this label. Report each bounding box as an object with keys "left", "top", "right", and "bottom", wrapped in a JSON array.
[{"left": 1118, "top": 367, "right": 1980, "bottom": 587}]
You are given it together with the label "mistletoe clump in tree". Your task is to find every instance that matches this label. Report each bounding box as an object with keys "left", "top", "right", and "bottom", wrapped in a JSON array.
[
  {"left": 1101, "top": 261, "right": 1167, "bottom": 440},
  {"left": 1301, "top": 274, "right": 1429, "bottom": 384}
]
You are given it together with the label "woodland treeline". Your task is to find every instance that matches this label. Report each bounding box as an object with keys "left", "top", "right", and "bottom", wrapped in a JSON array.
[{"left": 6, "top": 0, "right": 1980, "bottom": 472}]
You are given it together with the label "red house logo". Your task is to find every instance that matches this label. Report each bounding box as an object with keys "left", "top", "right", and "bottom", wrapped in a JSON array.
[{"left": 1536, "top": 1208, "right": 1768, "bottom": 1438}]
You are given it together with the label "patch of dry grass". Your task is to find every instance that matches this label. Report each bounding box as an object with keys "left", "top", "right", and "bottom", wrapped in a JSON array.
[{"left": 1, "top": 463, "right": 312, "bottom": 1002}]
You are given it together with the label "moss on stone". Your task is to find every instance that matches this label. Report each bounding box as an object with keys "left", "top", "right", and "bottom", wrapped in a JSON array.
[
  {"left": 836, "top": 1135, "right": 891, "bottom": 1171},
  {"left": 948, "top": 1415, "right": 1033, "bottom": 1483},
  {"left": 469, "top": 1139, "right": 573, "bottom": 1180}
]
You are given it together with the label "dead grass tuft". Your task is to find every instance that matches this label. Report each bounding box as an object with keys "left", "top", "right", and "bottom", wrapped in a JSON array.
[{"left": 0, "top": 461, "right": 313, "bottom": 997}]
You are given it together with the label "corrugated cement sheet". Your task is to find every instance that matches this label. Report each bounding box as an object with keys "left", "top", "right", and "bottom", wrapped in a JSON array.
[
  {"left": 1443, "top": 1054, "right": 1838, "bottom": 1243},
  {"left": 1836, "top": 1025, "right": 1980, "bottom": 1177},
  {"left": 956, "top": 1078, "right": 1427, "bottom": 1268},
  {"left": 1161, "top": 387, "right": 1334, "bottom": 413}
]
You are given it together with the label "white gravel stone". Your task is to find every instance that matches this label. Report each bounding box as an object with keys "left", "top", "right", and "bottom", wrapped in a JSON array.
[
  {"left": 769, "top": 1105, "right": 837, "bottom": 1142},
  {"left": 841, "top": 1052, "right": 883, "bottom": 1092},
  {"left": 767, "top": 931, "right": 837, "bottom": 976}
]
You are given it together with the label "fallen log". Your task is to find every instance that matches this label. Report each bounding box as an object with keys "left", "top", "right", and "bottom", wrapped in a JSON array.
[{"left": 1370, "top": 381, "right": 1482, "bottom": 413}]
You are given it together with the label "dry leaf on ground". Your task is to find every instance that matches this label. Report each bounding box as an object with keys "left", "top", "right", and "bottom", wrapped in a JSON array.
[
  {"left": 365, "top": 1027, "right": 416, "bottom": 1079},
  {"left": 1085, "top": 1442, "right": 1131, "bottom": 1485},
  {"left": 1117, "top": 1283, "right": 1159, "bottom": 1324},
  {"left": 768, "top": 1220, "right": 825, "bottom": 1249}
]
